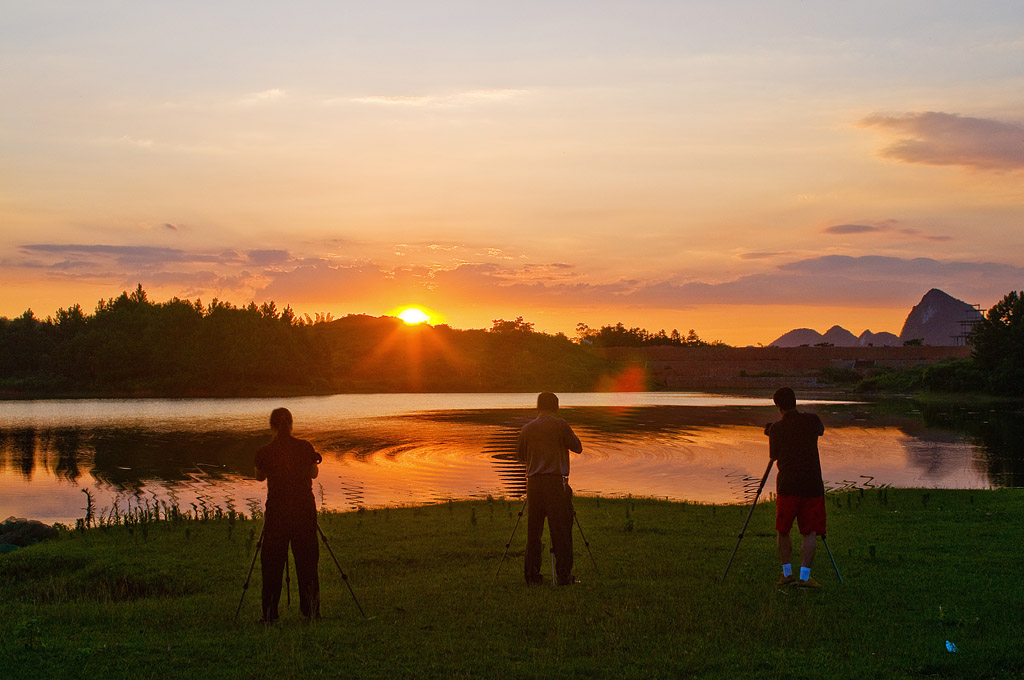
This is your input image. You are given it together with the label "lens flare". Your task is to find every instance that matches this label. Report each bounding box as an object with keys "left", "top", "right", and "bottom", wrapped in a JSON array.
[{"left": 398, "top": 307, "right": 430, "bottom": 324}]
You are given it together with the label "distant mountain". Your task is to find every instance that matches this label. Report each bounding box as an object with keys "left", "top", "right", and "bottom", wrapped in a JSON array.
[
  {"left": 822, "top": 325, "right": 858, "bottom": 346},
  {"left": 899, "top": 288, "right": 982, "bottom": 346},
  {"left": 770, "top": 325, "right": 895, "bottom": 348},
  {"left": 770, "top": 328, "right": 828, "bottom": 347},
  {"left": 768, "top": 288, "right": 977, "bottom": 347},
  {"left": 858, "top": 330, "right": 899, "bottom": 347}
]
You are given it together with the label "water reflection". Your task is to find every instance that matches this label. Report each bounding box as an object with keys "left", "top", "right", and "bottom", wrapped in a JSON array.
[{"left": 0, "top": 394, "right": 1020, "bottom": 524}]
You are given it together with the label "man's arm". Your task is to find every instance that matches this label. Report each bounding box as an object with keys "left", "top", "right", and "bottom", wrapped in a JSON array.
[
  {"left": 255, "top": 466, "right": 267, "bottom": 481},
  {"left": 310, "top": 445, "right": 322, "bottom": 479},
  {"left": 563, "top": 422, "right": 583, "bottom": 454},
  {"left": 515, "top": 429, "right": 528, "bottom": 463}
]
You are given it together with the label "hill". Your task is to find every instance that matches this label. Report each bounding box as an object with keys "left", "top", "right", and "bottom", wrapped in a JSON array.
[{"left": 770, "top": 289, "right": 977, "bottom": 347}]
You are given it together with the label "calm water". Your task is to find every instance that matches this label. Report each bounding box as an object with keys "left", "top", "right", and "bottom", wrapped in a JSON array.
[{"left": 2, "top": 392, "right": 1022, "bottom": 524}]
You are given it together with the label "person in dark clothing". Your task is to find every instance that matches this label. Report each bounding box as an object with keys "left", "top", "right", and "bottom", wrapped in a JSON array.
[
  {"left": 254, "top": 407, "right": 322, "bottom": 621},
  {"left": 765, "top": 386, "right": 826, "bottom": 589},
  {"left": 515, "top": 392, "right": 583, "bottom": 585}
]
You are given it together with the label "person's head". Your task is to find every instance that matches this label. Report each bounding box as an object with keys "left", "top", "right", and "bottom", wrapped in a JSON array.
[
  {"left": 537, "top": 392, "right": 559, "bottom": 413},
  {"left": 269, "top": 407, "right": 293, "bottom": 435},
  {"left": 772, "top": 387, "right": 797, "bottom": 412}
]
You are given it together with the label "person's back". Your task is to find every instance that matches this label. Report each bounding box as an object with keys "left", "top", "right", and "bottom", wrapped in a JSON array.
[
  {"left": 256, "top": 434, "right": 319, "bottom": 515},
  {"left": 517, "top": 414, "right": 581, "bottom": 477},
  {"left": 768, "top": 409, "right": 825, "bottom": 497}
]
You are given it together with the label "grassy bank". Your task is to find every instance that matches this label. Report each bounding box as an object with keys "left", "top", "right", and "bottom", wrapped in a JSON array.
[{"left": 2, "top": 490, "right": 1023, "bottom": 679}]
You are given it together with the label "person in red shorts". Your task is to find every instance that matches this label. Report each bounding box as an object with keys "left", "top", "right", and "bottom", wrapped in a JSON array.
[{"left": 765, "top": 386, "right": 826, "bottom": 588}]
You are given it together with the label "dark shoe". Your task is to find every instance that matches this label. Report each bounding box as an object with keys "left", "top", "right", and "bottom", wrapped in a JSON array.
[
  {"left": 557, "top": 575, "right": 576, "bottom": 586},
  {"left": 526, "top": 575, "right": 544, "bottom": 586}
]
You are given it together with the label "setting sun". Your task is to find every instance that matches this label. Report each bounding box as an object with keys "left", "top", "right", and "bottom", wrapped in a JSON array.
[{"left": 397, "top": 307, "right": 430, "bottom": 325}]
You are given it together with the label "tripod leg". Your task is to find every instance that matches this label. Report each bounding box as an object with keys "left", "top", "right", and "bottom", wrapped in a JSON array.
[
  {"left": 721, "top": 459, "right": 774, "bottom": 583},
  {"left": 234, "top": 526, "right": 264, "bottom": 622},
  {"left": 573, "top": 512, "right": 600, "bottom": 576},
  {"left": 285, "top": 549, "right": 291, "bottom": 606},
  {"left": 495, "top": 497, "right": 527, "bottom": 578},
  {"left": 316, "top": 522, "right": 368, "bottom": 619},
  {"left": 821, "top": 535, "right": 844, "bottom": 584}
]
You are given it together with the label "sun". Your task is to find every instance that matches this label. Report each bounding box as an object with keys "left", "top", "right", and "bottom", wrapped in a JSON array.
[{"left": 397, "top": 307, "right": 431, "bottom": 325}]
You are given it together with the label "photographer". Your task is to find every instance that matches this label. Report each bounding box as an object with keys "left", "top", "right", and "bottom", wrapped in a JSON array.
[
  {"left": 515, "top": 392, "right": 583, "bottom": 586},
  {"left": 254, "top": 407, "right": 322, "bottom": 622}
]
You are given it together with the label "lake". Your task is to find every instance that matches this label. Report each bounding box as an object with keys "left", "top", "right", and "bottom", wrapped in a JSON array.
[{"left": 2, "top": 392, "right": 1022, "bottom": 524}]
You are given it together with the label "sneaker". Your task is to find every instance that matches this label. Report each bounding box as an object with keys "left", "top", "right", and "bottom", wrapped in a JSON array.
[
  {"left": 796, "top": 577, "right": 822, "bottom": 589},
  {"left": 776, "top": 574, "right": 795, "bottom": 586}
]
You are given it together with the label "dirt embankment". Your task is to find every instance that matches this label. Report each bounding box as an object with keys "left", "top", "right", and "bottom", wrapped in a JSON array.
[{"left": 596, "top": 345, "right": 971, "bottom": 390}]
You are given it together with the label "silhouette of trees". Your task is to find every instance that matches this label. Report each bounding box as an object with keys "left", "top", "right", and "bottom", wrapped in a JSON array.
[
  {"left": 0, "top": 285, "right": 328, "bottom": 396},
  {"left": 0, "top": 289, "right": 626, "bottom": 396},
  {"left": 970, "top": 290, "right": 1024, "bottom": 395},
  {"left": 574, "top": 322, "right": 723, "bottom": 348}
]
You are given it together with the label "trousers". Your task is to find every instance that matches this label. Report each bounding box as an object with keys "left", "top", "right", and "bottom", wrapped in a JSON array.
[
  {"left": 260, "top": 509, "right": 320, "bottom": 620},
  {"left": 524, "top": 474, "right": 574, "bottom": 584}
]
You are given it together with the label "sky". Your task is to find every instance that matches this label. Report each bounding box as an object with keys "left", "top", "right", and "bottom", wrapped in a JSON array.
[{"left": 2, "top": 1, "right": 1023, "bottom": 346}]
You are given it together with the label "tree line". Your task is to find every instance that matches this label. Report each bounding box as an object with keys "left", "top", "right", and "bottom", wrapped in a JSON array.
[{"left": 3, "top": 287, "right": 681, "bottom": 396}]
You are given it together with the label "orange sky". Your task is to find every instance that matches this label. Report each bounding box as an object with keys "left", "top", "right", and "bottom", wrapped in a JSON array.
[{"left": 2, "top": 3, "right": 1023, "bottom": 346}]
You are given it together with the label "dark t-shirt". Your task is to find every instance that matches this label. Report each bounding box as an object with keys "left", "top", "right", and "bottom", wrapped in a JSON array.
[
  {"left": 254, "top": 435, "right": 321, "bottom": 515},
  {"left": 516, "top": 414, "right": 582, "bottom": 477},
  {"left": 768, "top": 409, "right": 825, "bottom": 497}
]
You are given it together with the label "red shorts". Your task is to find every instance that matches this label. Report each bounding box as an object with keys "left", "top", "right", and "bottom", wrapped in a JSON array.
[{"left": 775, "top": 494, "right": 826, "bottom": 536}]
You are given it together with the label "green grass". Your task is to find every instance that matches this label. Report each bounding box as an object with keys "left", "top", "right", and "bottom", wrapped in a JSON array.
[{"left": 2, "top": 490, "right": 1023, "bottom": 679}]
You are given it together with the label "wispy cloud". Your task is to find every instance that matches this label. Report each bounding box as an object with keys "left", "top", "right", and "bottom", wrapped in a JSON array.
[
  {"left": 823, "top": 220, "right": 951, "bottom": 242},
  {"left": 860, "top": 112, "right": 1024, "bottom": 170},
  {"left": 346, "top": 89, "right": 530, "bottom": 107},
  {"left": 237, "top": 88, "right": 287, "bottom": 106},
  {"left": 253, "top": 254, "right": 1023, "bottom": 315},
  {"left": 824, "top": 224, "right": 880, "bottom": 235}
]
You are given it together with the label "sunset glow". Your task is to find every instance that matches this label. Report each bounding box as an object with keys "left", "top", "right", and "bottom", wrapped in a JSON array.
[{"left": 2, "top": 3, "right": 1023, "bottom": 344}]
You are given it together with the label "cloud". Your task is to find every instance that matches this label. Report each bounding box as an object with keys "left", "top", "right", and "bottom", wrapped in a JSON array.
[
  {"left": 860, "top": 112, "right": 1024, "bottom": 170},
  {"left": 422, "top": 256, "right": 1024, "bottom": 311},
  {"left": 237, "top": 89, "right": 287, "bottom": 105},
  {"left": 17, "top": 244, "right": 253, "bottom": 272},
  {"left": 737, "top": 252, "right": 791, "bottom": 260},
  {"left": 347, "top": 89, "right": 530, "bottom": 108},
  {"left": 824, "top": 224, "right": 880, "bottom": 235},
  {"left": 823, "top": 221, "right": 951, "bottom": 242},
  {"left": 22, "top": 244, "right": 192, "bottom": 266},
  {"left": 246, "top": 249, "right": 291, "bottom": 266}
]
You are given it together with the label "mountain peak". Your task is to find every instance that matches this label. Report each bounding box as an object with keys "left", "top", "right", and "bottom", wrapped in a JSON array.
[{"left": 899, "top": 289, "right": 980, "bottom": 346}]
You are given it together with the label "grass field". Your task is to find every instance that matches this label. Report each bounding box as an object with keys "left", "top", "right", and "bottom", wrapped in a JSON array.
[{"left": 2, "top": 488, "right": 1023, "bottom": 679}]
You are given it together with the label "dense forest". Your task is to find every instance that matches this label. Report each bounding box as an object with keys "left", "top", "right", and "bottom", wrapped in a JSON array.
[{"left": 0, "top": 286, "right": 648, "bottom": 397}]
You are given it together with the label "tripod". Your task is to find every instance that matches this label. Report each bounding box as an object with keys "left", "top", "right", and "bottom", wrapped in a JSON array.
[
  {"left": 495, "top": 494, "right": 599, "bottom": 579},
  {"left": 234, "top": 521, "right": 367, "bottom": 621}
]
